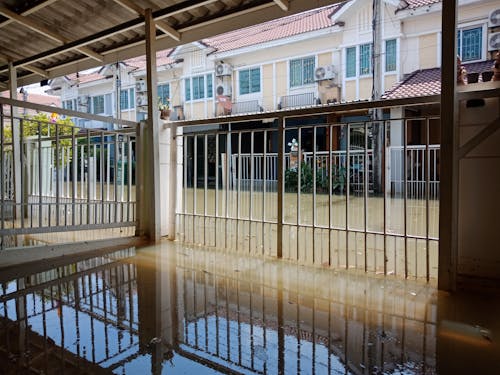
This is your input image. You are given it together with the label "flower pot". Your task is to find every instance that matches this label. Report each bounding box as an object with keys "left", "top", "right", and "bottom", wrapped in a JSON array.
[{"left": 160, "top": 109, "right": 171, "bottom": 120}]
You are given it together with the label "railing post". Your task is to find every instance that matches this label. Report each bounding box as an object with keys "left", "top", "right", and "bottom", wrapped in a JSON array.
[
  {"left": 168, "top": 122, "right": 178, "bottom": 240},
  {"left": 277, "top": 117, "right": 284, "bottom": 258},
  {"left": 8, "top": 63, "right": 22, "bottom": 221}
]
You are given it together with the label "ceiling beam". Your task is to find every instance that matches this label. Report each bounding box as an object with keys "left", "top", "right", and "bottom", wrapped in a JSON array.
[
  {"left": 273, "top": 0, "right": 289, "bottom": 11},
  {"left": 0, "top": 0, "right": 59, "bottom": 29},
  {"left": 0, "top": 4, "right": 104, "bottom": 62},
  {"left": 112, "top": 0, "right": 181, "bottom": 41},
  {"left": 22, "top": 65, "right": 49, "bottom": 78}
]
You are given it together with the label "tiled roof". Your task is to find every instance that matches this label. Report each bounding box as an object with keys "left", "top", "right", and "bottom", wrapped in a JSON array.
[
  {"left": 202, "top": 2, "right": 346, "bottom": 53},
  {"left": 1, "top": 91, "right": 61, "bottom": 107},
  {"left": 382, "top": 60, "right": 495, "bottom": 99},
  {"left": 395, "top": 0, "right": 441, "bottom": 12}
]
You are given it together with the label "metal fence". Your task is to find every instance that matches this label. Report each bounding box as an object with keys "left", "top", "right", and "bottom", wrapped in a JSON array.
[
  {"left": 0, "top": 98, "right": 137, "bottom": 242},
  {"left": 176, "top": 114, "right": 440, "bottom": 282}
]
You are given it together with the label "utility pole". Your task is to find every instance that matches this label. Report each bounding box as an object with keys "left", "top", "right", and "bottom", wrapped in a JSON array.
[{"left": 371, "top": 0, "right": 384, "bottom": 194}]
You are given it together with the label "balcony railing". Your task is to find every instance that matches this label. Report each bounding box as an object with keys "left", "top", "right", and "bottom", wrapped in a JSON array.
[
  {"left": 231, "top": 100, "right": 262, "bottom": 115},
  {"left": 279, "top": 92, "right": 315, "bottom": 109}
]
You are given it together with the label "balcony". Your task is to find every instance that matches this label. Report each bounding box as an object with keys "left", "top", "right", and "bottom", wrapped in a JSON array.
[
  {"left": 278, "top": 92, "right": 315, "bottom": 109},
  {"left": 230, "top": 100, "right": 262, "bottom": 115}
]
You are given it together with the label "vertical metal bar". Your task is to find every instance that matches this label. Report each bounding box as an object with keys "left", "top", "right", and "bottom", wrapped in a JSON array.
[
  {"left": 193, "top": 135, "right": 198, "bottom": 242},
  {"left": 236, "top": 131, "right": 241, "bottom": 250},
  {"left": 37, "top": 121, "right": 43, "bottom": 228},
  {"left": 346, "top": 124, "right": 350, "bottom": 269},
  {"left": 403, "top": 119, "right": 408, "bottom": 279},
  {"left": 101, "top": 132, "right": 105, "bottom": 224},
  {"left": 328, "top": 125, "right": 333, "bottom": 266},
  {"left": 114, "top": 134, "right": 118, "bottom": 223},
  {"left": 364, "top": 121, "right": 368, "bottom": 272},
  {"left": 262, "top": 130, "right": 267, "bottom": 255},
  {"left": 87, "top": 129, "right": 91, "bottom": 225},
  {"left": 71, "top": 127, "right": 76, "bottom": 226},
  {"left": 55, "top": 122, "right": 60, "bottom": 226},
  {"left": 297, "top": 127, "right": 302, "bottom": 260},
  {"left": 215, "top": 133, "right": 219, "bottom": 246},
  {"left": 225, "top": 129, "right": 230, "bottom": 249},
  {"left": 183, "top": 135, "right": 188, "bottom": 242},
  {"left": 312, "top": 126, "right": 317, "bottom": 264},
  {"left": 383, "top": 120, "right": 387, "bottom": 276},
  {"left": 20, "top": 118, "right": 24, "bottom": 228},
  {"left": 277, "top": 117, "right": 284, "bottom": 258},
  {"left": 250, "top": 131, "right": 254, "bottom": 253},
  {"left": 204, "top": 134, "right": 208, "bottom": 246},
  {"left": 425, "top": 117, "right": 430, "bottom": 282},
  {"left": 127, "top": 137, "right": 132, "bottom": 222}
]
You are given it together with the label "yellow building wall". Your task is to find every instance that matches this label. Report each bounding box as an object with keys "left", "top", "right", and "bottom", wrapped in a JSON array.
[
  {"left": 345, "top": 81, "right": 356, "bottom": 102},
  {"left": 276, "top": 61, "right": 287, "bottom": 100},
  {"left": 170, "top": 81, "right": 181, "bottom": 107},
  {"left": 191, "top": 102, "right": 206, "bottom": 119},
  {"left": 384, "top": 75, "right": 397, "bottom": 92},
  {"left": 359, "top": 78, "right": 372, "bottom": 100},
  {"left": 262, "top": 64, "right": 274, "bottom": 110},
  {"left": 318, "top": 52, "right": 332, "bottom": 67},
  {"left": 419, "top": 33, "right": 437, "bottom": 69}
]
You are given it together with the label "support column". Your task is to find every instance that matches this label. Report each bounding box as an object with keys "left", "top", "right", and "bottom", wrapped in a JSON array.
[
  {"left": 8, "top": 63, "right": 22, "bottom": 220},
  {"left": 277, "top": 117, "right": 284, "bottom": 258},
  {"left": 168, "top": 122, "right": 178, "bottom": 239},
  {"left": 140, "top": 8, "right": 161, "bottom": 241},
  {"left": 438, "top": 0, "right": 458, "bottom": 291}
]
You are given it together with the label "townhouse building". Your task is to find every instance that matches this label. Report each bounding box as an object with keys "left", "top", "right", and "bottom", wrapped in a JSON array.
[{"left": 48, "top": 0, "right": 499, "bottom": 125}]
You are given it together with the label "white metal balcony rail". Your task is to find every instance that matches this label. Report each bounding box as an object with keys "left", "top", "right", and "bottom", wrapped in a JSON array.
[
  {"left": 279, "top": 92, "right": 315, "bottom": 109},
  {"left": 231, "top": 100, "right": 262, "bottom": 115},
  {"left": 0, "top": 97, "right": 137, "bottom": 243}
]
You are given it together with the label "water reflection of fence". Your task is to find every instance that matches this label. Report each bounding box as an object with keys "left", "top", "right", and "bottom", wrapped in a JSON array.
[
  {"left": 0, "top": 248, "right": 139, "bottom": 371},
  {"left": 177, "top": 250, "right": 437, "bottom": 375}
]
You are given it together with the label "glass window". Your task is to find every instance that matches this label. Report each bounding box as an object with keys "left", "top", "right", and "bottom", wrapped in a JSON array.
[
  {"left": 359, "top": 43, "right": 372, "bottom": 75},
  {"left": 158, "top": 84, "right": 170, "bottom": 106},
  {"left": 385, "top": 39, "right": 397, "bottom": 72},
  {"left": 239, "top": 68, "right": 260, "bottom": 95},
  {"left": 458, "top": 27, "right": 482, "bottom": 62},
  {"left": 289, "top": 57, "right": 315, "bottom": 87},
  {"left": 92, "top": 95, "right": 104, "bottom": 114},
  {"left": 120, "top": 89, "right": 129, "bottom": 110},
  {"left": 63, "top": 100, "right": 73, "bottom": 110},
  {"left": 185, "top": 78, "right": 191, "bottom": 101},
  {"left": 346, "top": 47, "right": 356, "bottom": 78},
  {"left": 192, "top": 76, "right": 205, "bottom": 100},
  {"left": 206, "top": 74, "right": 213, "bottom": 98},
  {"left": 129, "top": 88, "right": 134, "bottom": 109}
]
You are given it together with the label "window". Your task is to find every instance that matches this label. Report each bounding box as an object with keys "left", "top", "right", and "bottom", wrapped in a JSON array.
[
  {"left": 92, "top": 95, "right": 104, "bottom": 114},
  {"left": 385, "top": 39, "right": 397, "bottom": 72},
  {"left": 289, "top": 57, "right": 315, "bottom": 87},
  {"left": 359, "top": 43, "right": 372, "bottom": 75},
  {"left": 346, "top": 47, "right": 356, "bottom": 78},
  {"left": 185, "top": 74, "right": 213, "bottom": 101},
  {"left": 63, "top": 99, "right": 74, "bottom": 110},
  {"left": 457, "top": 26, "right": 482, "bottom": 62},
  {"left": 120, "top": 88, "right": 135, "bottom": 110},
  {"left": 157, "top": 84, "right": 170, "bottom": 106},
  {"left": 239, "top": 68, "right": 260, "bottom": 95}
]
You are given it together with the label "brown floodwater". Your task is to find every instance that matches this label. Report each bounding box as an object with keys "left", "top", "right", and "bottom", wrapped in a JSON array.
[{"left": 0, "top": 241, "right": 498, "bottom": 374}]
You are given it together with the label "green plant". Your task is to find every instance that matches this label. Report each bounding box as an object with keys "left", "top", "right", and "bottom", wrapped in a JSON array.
[
  {"left": 158, "top": 97, "right": 170, "bottom": 111},
  {"left": 285, "top": 162, "right": 348, "bottom": 194}
]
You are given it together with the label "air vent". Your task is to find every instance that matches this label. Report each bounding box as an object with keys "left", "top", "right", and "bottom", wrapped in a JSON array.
[
  {"left": 136, "top": 93, "right": 148, "bottom": 107},
  {"left": 215, "top": 63, "right": 232, "bottom": 77},
  {"left": 488, "top": 8, "right": 500, "bottom": 28},
  {"left": 135, "top": 80, "right": 147, "bottom": 92},
  {"left": 216, "top": 82, "right": 232, "bottom": 96},
  {"left": 314, "top": 65, "right": 336, "bottom": 81},
  {"left": 488, "top": 32, "right": 500, "bottom": 51}
]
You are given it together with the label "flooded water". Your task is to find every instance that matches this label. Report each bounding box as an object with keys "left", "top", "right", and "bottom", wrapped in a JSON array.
[{"left": 0, "top": 241, "right": 498, "bottom": 374}]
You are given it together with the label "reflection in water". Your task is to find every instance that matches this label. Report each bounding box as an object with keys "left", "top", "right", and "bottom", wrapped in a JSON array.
[{"left": 0, "top": 242, "right": 498, "bottom": 374}]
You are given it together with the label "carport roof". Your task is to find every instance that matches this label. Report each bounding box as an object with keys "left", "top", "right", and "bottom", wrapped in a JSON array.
[{"left": 0, "top": 0, "right": 338, "bottom": 88}]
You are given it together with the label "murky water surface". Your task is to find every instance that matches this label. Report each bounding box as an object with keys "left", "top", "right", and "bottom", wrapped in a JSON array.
[{"left": 0, "top": 242, "right": 498, "bottom": 374}]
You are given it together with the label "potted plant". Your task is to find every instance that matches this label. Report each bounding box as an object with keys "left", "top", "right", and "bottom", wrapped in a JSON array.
[{"left": 158, "top": 97, "right": 171, "bottom": 119}]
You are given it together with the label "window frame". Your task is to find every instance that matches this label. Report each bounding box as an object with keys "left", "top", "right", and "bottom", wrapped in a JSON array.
[
  {"left": 119, "top": 87, "right": 135, "bottom": 111},
  {"left": 457, "top": 25, "right": 484, "bottom": 63},
  {"left": 289, "top": 56, "right": 315, "bottom": 88},
  {"left": 184, "top": 73, "right": 214, "bottom": 102},
  {"left": 359, "top": 43, "right": 372, "bottom": 76},
  {"left": 385, "top": 39, "right": 397, "bottom": 73},
  {"left": 92, "top": 95, "right": 105, "bottom": 114},
  {"left": 238, "top": 67, "right": 261, "bottom": 96},
  {"left": 345, "top": 46, "right": 357, "bottom": 79}
]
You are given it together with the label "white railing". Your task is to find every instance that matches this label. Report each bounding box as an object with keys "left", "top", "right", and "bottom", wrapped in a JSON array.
[{"left": 389, "top": 145, "right": 440, "bottom": 199}]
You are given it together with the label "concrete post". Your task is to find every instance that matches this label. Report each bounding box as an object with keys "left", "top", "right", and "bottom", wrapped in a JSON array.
[
  {"left": 438, "top": 0, "right": 459, "bottom": 291},
  {"left": 168, "top": 122, "right": 178, "bottom": 239}
]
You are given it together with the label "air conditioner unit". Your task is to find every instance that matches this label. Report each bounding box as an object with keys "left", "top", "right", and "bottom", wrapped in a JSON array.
[
  {"left": 488, "top": 32, "right": 500, "bottom": 51},
  {"left": 135, "top": 80, "right": 147, "bottom": 92},
  {"left": 315, "top": 65, "right": 336, "bottom": 81},
  {"left": 215, "top": 63, "right": 232, "bottom": 77},
  {"left": 77, "top": 95, "right": 89, "bottom": 109},
  {"left": 488, "top": 8, "right": 500, "bottom": 28},
  {"left": 136, "top": 93, "right": 148, "bottom": 107},
  {"left": 216, "top": 82, "right": 232, "bottom": 97}
]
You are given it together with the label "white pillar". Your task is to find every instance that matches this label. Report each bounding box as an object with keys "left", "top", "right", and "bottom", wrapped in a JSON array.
[{"left": 8, "top": 63, "right": 22, "bottom": 219}]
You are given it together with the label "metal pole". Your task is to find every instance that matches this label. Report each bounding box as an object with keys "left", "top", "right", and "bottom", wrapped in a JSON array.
[{"left": 277, "top": 117, "right": 284, "bottom": 258}]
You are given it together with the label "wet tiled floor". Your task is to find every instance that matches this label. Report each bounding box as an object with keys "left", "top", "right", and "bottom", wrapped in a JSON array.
[{"left": 0, "top": 241, "right": 498, "bottom": 374}]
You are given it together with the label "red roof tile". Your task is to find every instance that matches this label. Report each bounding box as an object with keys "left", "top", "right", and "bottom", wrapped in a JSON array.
[
  {"left": 382, "top": 60, "right": 495, "bottom": 99},
  {"left": 1, "top": 91, "right": 60, "bottom": 107},
  {"left": 202, "top": 3, "right": 345, "bottom": 53},
  {"left": 405, "top": 0, "right": 441, "bottom": 9}
]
